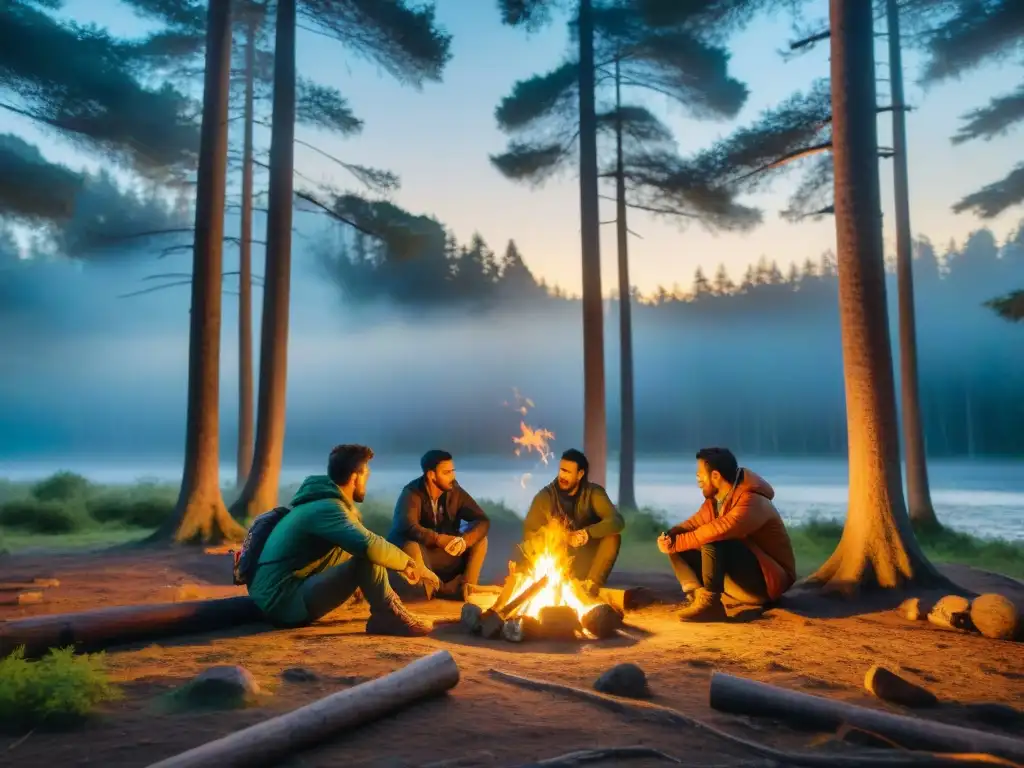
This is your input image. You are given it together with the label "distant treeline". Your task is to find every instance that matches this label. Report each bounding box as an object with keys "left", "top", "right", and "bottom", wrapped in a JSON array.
[{"left": 319, "top": 217, "right": 1024, "bottom": 458}]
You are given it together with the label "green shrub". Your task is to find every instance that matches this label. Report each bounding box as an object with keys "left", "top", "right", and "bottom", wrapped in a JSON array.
[
  {"left": 623, "top": 507, "right": 671, "bottom": 540},
  {"left": 0, "top": 497, "right": 89, "bottom": 534},
  {"left": 30, "top": 471, "right": 90, "bottom": 503},
  {"left": 86, "top": 482, "right": 177, "bottom": 528},
  {"left": 0, "top": 647, "right": 121, "bottom": 731}
]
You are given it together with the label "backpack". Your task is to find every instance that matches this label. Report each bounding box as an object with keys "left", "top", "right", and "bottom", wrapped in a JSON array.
[{"left": 232, "top": 505, "right": 291, "bottom": 586}]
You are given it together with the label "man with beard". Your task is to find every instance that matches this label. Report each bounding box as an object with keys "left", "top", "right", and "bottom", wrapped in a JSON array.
[
  {"left": 518, "top": 448, "right": 625, "bottom": 593},
  {"left": 247, "top": 444, "right": 438, "bottom": 635},
  {"left": 387, "top": 450, "right": 490, "bottom": 601},
  {"left": 658, "top": 447, "right": 796, "bottom": 622}
]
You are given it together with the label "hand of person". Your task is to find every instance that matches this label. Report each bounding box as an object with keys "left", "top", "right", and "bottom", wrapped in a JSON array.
[
  {"left": 657, "top": 532, "right": 675, "bottom": 554},
  {"left": 444, "top": 536, "right": 467, "bottom": 557},
  {"left": 419, "top": 565, "right": 441, "bottom": 592},
  {"left": 568, "top": 528, "right": 589, "bottom": 548},
  {"left": 401, "top": 561, "right": 421, "bottom": 585},
  {"left": 507, "top": 560, "right": 517, "bottom": 575}
]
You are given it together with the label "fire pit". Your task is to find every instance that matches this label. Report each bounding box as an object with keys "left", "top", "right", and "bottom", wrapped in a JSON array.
[{"left": 459, "top": 521, "right": 634, "bottom": 642}]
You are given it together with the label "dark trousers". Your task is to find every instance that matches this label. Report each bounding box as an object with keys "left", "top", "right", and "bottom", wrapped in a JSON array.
[
  {"left": 570, "top": 533, "right": 621, "bottom": 588},
  {"left": 299, "top": 553, "right": 396, "bottom": 624},
  {"left": 669, "top": 540, "right": 769, "bottom": 603},
  {"left": 395, "top": 537, "right": 488, "bottom": 594}
]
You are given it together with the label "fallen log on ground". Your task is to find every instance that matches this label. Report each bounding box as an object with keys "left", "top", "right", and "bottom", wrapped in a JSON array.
[
  {"left": 148, "top": 649, "right": 460, "bottom": 768},
  {"left": 709, "top": 672, "right": 1024, "bottom": 763},
  {"left": 487, "top": 669, "right": 1020, "bottom": 768},
  {"left": 0, "top": 596, "right": 264, "bottom": 658}
]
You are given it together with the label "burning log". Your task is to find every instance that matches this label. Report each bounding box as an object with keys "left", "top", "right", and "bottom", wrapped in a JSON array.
[
  {"left": 709, "top": 671, "right": 1024, "bottom": 762},
  {"left": 500, "top": 574, "right": 551, "bottom": 618},
  {"left": 581, "top": 603, "right": 624, "bottom": 639},
  {"left": 147, "top": 650, "right": 460, "bottom": 768},
  {"left": 0, "top": 597, "right": 264, "bottom": 659},
  {"left": 536, "top": 606, "right": 582, "bottom": 640}
]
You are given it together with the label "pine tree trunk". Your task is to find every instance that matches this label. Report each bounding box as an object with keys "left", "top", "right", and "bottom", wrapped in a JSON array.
[
  {"left": 161, "top": 0, "right": 244, "bottom": 545},
  {"left": 807, "top": 0, "right": 946, "bottom": 593},
  {"left": 613, "top": 58, "right": 637, "bottom": 511},
  {"left": 231, "top": 0, "right": 296, "bottom": 521},
  {"left": 236, "top": 14, "right": 256, "bottom": 490},
  {"left": 577, "top": 0, "right": 608, "bottom": 486},
  {"left": 886, "top": 0, "right": 938, "bottom": 531}
]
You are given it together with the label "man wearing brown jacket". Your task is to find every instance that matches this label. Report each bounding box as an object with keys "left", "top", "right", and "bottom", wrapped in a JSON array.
[
  {"left": 387, "top": 450, "right": 490, "bottom": 601},
  {"left": 658, "top": 447, "right": 797, "bottom": 622}
]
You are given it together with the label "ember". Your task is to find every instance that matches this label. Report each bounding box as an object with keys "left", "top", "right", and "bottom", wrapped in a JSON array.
[{"left": 463, "top": 520, "right": 625, "bottom": 642}]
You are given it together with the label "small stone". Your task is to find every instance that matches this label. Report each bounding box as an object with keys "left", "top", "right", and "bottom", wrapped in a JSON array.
[
  {"left": 17, "top": 591, "right": 43, "bottom": 605},
  {"left": 594, "top": 663, "right": 650, "bottom": 699},
  {"left": 864, "top": 665, "right": 938, "bottom": 708},
  {"left": 581, "top": 603, "right": 624, "bottom": 639},
  {"left": 33, "top": 578, "right": 60, "bottom": 588},
  {"left": 281, "top": 667, "right": 318, "bottom": 683},
  {"left": 927, "top": 595, "right": 972, "bottom": 631},
  {"left": 179, "top": 665, "right": 260, "bottom": 708},
  {"left": 970, "top": 593, "right": 1020, "bottom": 641},
  {"left": 895, "top": 598, "right": 922, "bottom": 621},
  {"left": 460, "top": 602, "right": 483, "bottom": 634}
]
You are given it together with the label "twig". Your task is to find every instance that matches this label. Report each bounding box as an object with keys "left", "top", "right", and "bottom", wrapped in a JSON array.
[{"left": 486, "top": 670, "right": 1018, "bottom": 768}]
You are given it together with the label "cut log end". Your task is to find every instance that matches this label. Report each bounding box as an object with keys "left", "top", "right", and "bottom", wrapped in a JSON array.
[{"left": 864, "top": 665, "right": 938, "bottom": 708}]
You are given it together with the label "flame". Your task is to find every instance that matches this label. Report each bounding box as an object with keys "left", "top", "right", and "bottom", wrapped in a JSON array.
[
  {"left": 504, "top": 520, "right": 601, "bottom": 621},
  {"left": 512, "top": 421, "right": 555, "bottom": 464}
]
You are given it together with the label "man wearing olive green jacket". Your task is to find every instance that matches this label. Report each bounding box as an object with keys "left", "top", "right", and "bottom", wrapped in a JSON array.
[
  {"left": 247, "top": 444, "right": 439, "bottom": 636},
  {"left": 517, "top": 448, "right": 625, "bottom": 593}
]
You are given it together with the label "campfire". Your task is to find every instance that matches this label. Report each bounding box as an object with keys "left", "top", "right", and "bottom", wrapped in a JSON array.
[{"left": 460, "top": 521, "right": 626, "bottom": 642}]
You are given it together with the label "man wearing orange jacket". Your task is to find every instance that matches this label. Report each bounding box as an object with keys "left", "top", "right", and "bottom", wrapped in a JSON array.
[{"left": 657, "top": 447, "right": 797, "bottom": 622}]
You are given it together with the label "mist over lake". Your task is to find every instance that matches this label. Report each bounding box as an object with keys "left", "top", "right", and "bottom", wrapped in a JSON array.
[{"left": 3, "top": 455, "right": 1021, "bottom": 542}]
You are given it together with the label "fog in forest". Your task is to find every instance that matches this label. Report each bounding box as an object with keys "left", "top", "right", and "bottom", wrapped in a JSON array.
[{"left": 3, "top": 190, "right": 1022, "bottom": 467}]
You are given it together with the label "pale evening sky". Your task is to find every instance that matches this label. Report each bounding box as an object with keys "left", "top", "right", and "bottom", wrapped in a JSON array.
[{"left": 5, "top": 0, "right": 1023, "bottom": 296}]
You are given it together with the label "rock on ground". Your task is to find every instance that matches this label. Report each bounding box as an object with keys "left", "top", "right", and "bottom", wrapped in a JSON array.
[
  {"left": 178, "top": 665, "right": 260, "bottom": 708},
  {"left": 594, "top": 663, "right": 650, "bottom": 699},
  {"left": 970, "top": 593, "right": 1020, "bottom": 641}
]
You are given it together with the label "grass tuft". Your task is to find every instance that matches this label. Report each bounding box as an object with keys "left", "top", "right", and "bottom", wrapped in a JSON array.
[{"left": 0, "top": 647, "right": 121, "bottom": 732}]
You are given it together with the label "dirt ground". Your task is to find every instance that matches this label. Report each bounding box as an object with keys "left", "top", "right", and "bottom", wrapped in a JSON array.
[{"left": 0, "top": 539, "right": 1022, "bottom": 768}]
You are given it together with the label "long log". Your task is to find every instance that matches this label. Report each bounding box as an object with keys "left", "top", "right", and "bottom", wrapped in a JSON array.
[
  {"left": 147, "top": 650, "right": 461, "bottom": 768},
  {"left": 488, "top": 669, "right": 1016, "bottom": 768},
  {"left": 709, "top": 672, "right": 1024, "bottom": 763},
  {"left": 0, "top": 596, "right": 264, "bottom": 658}
]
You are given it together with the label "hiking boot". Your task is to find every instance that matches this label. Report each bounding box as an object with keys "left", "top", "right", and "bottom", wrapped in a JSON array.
[
  {"left": 677, "top": 589, "right": 727, "bottom": 622},
  {"left": 365, "top": 597, "right": 433, "bottom": 637}
]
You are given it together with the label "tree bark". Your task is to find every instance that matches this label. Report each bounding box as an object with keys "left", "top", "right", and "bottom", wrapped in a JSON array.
[
  {"left": 577, "top": 0, "right": 608, "bottom": 487},
  {"left": 613, "top": 57, "right": 637, "bottom": 511},
  {"left": 236, "top": 13, "right": 256, "bottom": 489},
  {"left": 160, "top": 0, "right": 244, "bottom": 545},
  {"left": 886, "top": 0, "right": 937, "bottom": 531},
  {"left": 231, "top": 0, "right": 296, "bottom": 521},
  {"left": 807, "top": 0, "right": 945, "bottom": 593}
]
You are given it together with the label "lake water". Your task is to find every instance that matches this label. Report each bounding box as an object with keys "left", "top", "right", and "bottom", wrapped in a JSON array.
[{"left": 2, "top": 454, "right": 1022, "bottom": 542}]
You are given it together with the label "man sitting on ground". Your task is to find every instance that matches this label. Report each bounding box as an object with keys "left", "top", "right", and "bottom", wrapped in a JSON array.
[
  {"left": 387, "top": 449, "right": 490, "bottom": 601},
  {"left": 247, "top": 444, "right": 438, "bottom": 636},
  {"left": 657, "top": 447, "right": 796, "bottom": 622},
  {"left": 519, "top": 449, "right": 625, "bottom": 594}
]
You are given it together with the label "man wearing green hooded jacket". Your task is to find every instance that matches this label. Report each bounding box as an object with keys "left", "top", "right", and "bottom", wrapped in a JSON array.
[
  {"left": 247, "top": 444, "right": 438, "bottom": 636},
  {"left": 517, "top": 448, "right": 625, "bottom": 593}
]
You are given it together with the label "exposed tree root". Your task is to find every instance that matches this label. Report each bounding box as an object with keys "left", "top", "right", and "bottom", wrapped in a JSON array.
[{"left": 486, "top": 670, "right": 1020, "bottom": 768}]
